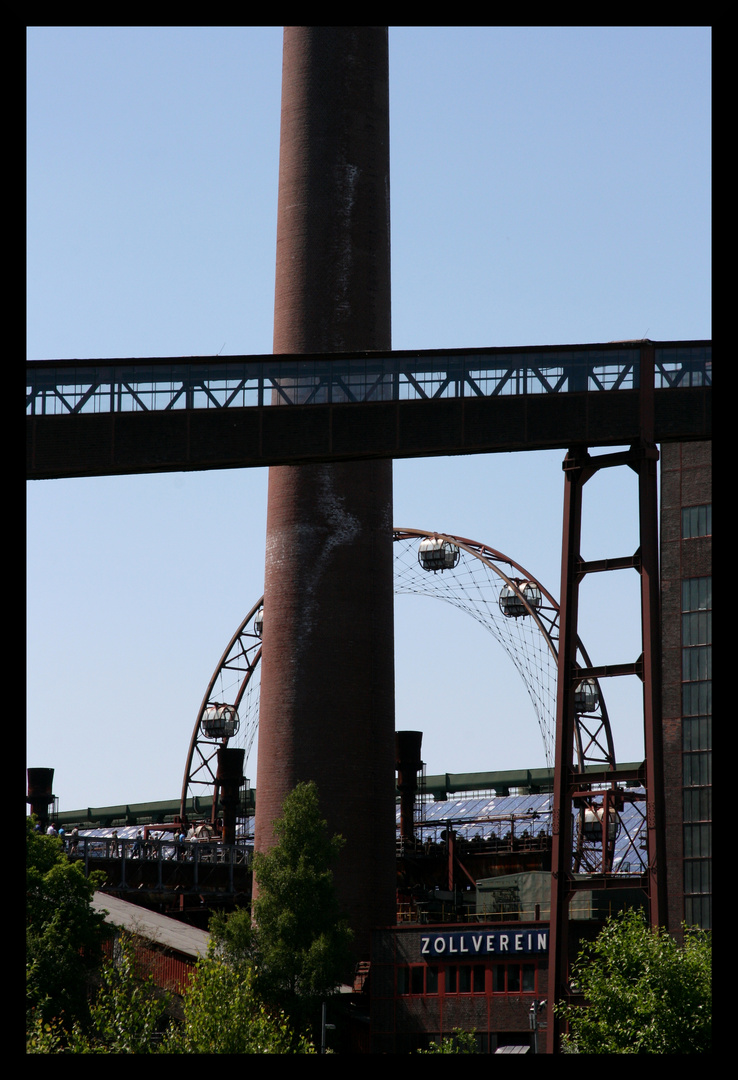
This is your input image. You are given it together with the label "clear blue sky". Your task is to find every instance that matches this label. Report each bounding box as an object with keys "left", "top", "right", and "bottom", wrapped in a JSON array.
[{"left": 27, "top": 26, "right": 711, "bottom": 812}]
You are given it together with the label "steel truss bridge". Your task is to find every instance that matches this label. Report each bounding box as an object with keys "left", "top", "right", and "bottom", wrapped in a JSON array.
[{"left": 26, "top": 340, "right": 710, "bottom": 480}]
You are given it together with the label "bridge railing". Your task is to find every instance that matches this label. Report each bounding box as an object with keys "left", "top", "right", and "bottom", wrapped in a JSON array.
[
  {"left": 26, "top": 343, "right": 711, "bottom": 417},
  {"left": 69, "top": 835, "right": 252, "bottom": 891}
]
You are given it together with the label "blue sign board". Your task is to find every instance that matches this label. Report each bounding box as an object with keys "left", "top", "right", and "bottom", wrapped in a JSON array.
[{"left": 420, "top": 929, "right": 548, "bottom": 958}]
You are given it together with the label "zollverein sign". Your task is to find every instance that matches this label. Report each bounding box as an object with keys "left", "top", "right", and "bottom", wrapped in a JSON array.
[{"left": 420, "top": 929, "right": 549, "bottom": 958}]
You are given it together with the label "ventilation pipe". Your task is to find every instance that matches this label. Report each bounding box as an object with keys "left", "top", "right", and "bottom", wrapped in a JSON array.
[
  {"left": 27, "top": 768, "right": 55, "bottom": 828},
  {"left": 395, "top": 731, "right": 423, "bottom": 842},
  {"left": 216, "top": 748, "right": 245, "bottom": 846}
]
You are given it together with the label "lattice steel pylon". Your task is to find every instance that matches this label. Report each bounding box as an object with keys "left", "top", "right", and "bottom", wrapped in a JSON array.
[{"left": 180, "top": 527, "right": 622, "bottom": 875}]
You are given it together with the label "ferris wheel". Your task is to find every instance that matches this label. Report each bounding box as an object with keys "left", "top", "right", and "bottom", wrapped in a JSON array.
[{"left": 180, "top": 528, "right": 620, "bottom": 870}]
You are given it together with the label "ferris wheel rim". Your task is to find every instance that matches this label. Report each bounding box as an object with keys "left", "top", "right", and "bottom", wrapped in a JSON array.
[
  {"left": 179, "top": 596, "right": 264, "bottom": 820},
  {"left": 394, "top": 527, "right": 559, "bottom": 661},
  {"left": 394, "top": 526, "right": 615, "bottom": 773},
  {"left": 180, "top": 527, "right": 616, "bottom": 829}
]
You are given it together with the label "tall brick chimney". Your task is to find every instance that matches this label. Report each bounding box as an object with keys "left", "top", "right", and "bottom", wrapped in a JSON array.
[{"left": 254, "top": 27, "right": 396, "bottom": 960}]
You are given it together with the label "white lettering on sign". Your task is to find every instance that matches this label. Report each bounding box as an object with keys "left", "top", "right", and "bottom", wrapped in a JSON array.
[{"left": 418, "top": 929, "right": 549, "bottom": 958}]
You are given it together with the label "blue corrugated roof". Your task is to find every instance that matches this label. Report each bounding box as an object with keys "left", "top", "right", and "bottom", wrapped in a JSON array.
[{"left": 397, "top": 789, "right": 647, "bottom": 871}]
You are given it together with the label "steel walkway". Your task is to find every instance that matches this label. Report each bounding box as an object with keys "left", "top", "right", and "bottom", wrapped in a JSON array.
[{"left": 27, "top": 339, "right": 710, "bottom": 479}]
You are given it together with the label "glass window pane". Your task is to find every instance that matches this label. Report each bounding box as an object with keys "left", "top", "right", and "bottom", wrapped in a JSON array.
[
  {"left": 682, "top": 644, "right": 711, "bottom": 682},
  {"left": 683, "top": 787, "right": 712, "bottom": 822},
  {"left": 682, "top": 611, "right": 712, "bottom": 647},
  {"left": 685, "top": 894, "right": 711, "bottom": 930},
  {"left": 682, "top": 716, "right": 711, "bottom": 752},
  {"left": 687, "top": 751, "right": 717, "bottom": 786},
  {"left": 682, "top": 577, "right": 712, "bottom": 613},
  {"left": 684, "top": 858, "right": 711, "bottom": 895},
  {"left": 682, "top": 681, "right": 712, "bottom": 716},
  {"left": 681, "top": 504, "right": 712, "bottom": 538}
]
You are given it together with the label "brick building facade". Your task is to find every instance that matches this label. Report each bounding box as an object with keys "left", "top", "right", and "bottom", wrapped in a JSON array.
[{"left": 660, "top": 440, "right": 712, "bottom": 935}]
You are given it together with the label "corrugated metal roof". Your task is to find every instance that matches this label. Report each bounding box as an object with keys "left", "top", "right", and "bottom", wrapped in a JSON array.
[
  {"left": 91, "top": 891, "right": 210, "bottom": 961},
  {"left": 397, "top": 789, "right": 647, "bottom": 871}
]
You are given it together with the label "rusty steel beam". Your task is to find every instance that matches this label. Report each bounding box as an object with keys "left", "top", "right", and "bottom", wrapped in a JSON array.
[
  {"left": 636, "top": 346, "right": 668, "bottom": 930},
  {"left": 547, "top": 445, "right": 587, "bottom": 1054}
]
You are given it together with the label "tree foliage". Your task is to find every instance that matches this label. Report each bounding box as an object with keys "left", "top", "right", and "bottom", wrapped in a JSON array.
[
  {"left": 76, "top": 934, "right": 170, "bottom": 1053},
  {"left": 26, "top": 785, "right": 347, "bottom": 1055},
  {"left": 162, "top": 781, "right": 350, "bottom": 1053},
  {"left": 417, "top": 1029, "right": 480, "bottom": 1053},
  {"left": 26, "top": 817, "right": 111, "bottom": 1033},
  {"left": 557, "top": 908, "right": 711, "bottom": 1054},
  {"left": 161, "top": 955, "right": 315, "bottom": 1054},
  {"left": 249, "top": 780, "right": 355, "bottom": 1030},
  {"left": 208, "top": 904, "right": 258, "bottom": 968},
  {"left": 27, "top": 924, "right": 315, "bottom": 1055},
  {"left": 27, "top": 933, "right": 170, "bottom": 1054}
]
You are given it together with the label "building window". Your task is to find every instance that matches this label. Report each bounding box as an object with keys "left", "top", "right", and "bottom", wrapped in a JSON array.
[
  {"left": 445, "top": 964, "right": 486, "bottom": 994},
  {"left": 681, "top": 504, "right": 711, "bottom": 539},
  {"left": 492, "top": 963, "right": 536, "bottom": 993},
  {"left": 681, "top": 576, "right": 711, "bottom": 930},
  {"left": 397, "top": 961, "right": 537, "bottom": 997},
  {"left": 397, "top": 964, "right": 440, "bottom": 996}
]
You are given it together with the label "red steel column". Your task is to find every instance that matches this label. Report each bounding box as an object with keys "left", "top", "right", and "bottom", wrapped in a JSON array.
[
  {"left": 637, "top": 344, "right": 667, "bottom": 928},
  {"left": 255, "top": 27, "right": 396, "bottom": 961},
  {"left": 546, "top": 448, "right": 588, "bottom": 1054}
]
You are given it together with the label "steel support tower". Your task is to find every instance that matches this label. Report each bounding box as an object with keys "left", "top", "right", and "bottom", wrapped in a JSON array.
[
  {"left": 254, "top": 27, "right": 397, "bottom": 962},
  {"left": 546, "top": 346, "right": 667, "bottom": 1052}
]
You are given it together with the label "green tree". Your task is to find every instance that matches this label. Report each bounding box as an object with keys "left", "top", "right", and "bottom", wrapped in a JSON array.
[
  {"left": 162, "top": 954, "right": 315, "bottom": 1054},
  {"left": 26, "top": 817, "right": 111, "bottom": 1034},
  {"left": 417, "top": 1029, "right": 480, "bottom": 1053},
  {"left": 27, "top": 920, "right": 314, "bottom": 1055},
  {"left": 250, "top": 781, "right": 355, "bottom": 1036},
  {"left": 27, "top": 933, "right": 171, "bottom": 1054},
  {"left": 75, "top": 933, "right": 171, "bottom": 1053},
  {"left": 208, "top": 904, "right": 258, "bottom": 967},
  {"left": 557, "top": 908, "right": 711, "bottom": 1053}
]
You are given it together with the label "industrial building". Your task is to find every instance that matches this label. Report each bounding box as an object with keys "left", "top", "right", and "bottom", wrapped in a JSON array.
[
  {"left": 30, "top": 426, "right": 711, "bottom": 1052},
  {"left": 26, "top": 27, "right": 710, "bottom": 1052},
  {"left": 32, "top": 766, "right": 672, "bottom": 1053}
]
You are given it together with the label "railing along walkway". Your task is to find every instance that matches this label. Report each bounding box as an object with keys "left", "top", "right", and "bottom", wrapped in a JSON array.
[{"left": 27, "top": 342, "right": 711, "bottom": 417}]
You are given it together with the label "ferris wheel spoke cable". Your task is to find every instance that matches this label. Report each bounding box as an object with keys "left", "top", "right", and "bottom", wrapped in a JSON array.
[{"left": 181, "top": 528, "right": 614, "bottom": 824}]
